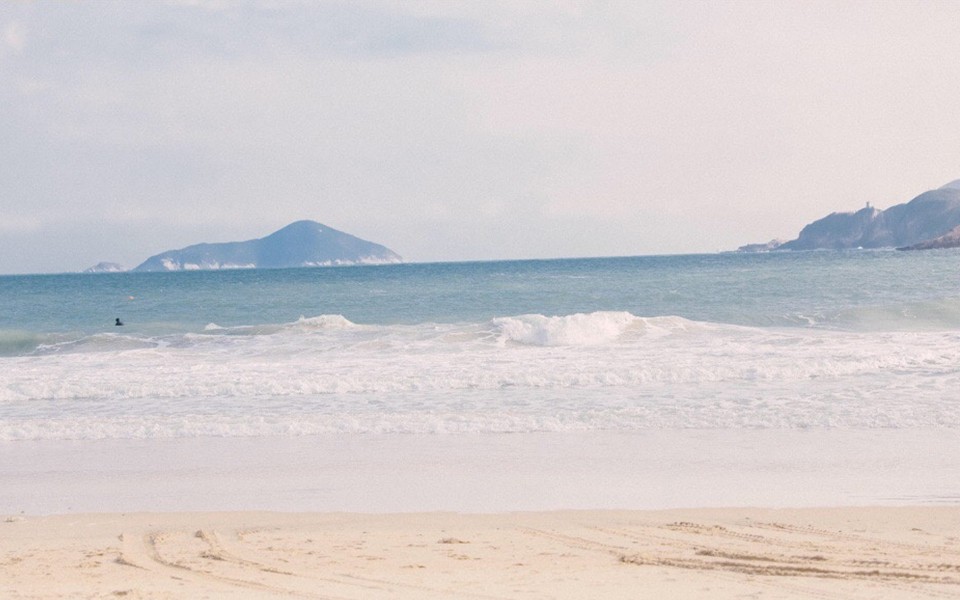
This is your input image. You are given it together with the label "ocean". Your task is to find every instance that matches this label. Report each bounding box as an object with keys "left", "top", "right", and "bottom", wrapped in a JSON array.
[{"left": 2, "top": 250, "right": 960, "bottom": 512}]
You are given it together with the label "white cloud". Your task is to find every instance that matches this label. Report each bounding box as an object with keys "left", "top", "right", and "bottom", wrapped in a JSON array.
[
  {"left": 0, "top": 213, "right": 42, "bottom": 234},
  {"left": 163, "top": 0, "right": 233, "bottom": 10},
  {"left": 2, "top": 20, "right": 25, "bottom": 53},
  {"left": 3, "top": 1, "right": 960, "bottom": 272},
  {"left": 13, "top": 78, "right": 50, "bottom": 95}
]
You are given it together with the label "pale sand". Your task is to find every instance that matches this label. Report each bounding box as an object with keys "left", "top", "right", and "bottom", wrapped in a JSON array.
[{"left": 3, "top": 508, "right": 960, "bottom": 599}]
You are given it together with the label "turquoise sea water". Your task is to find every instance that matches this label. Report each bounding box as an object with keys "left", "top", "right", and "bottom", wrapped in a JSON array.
[
  {"left": 2, "top": 250, "right": 960, "bottom": 440},
  {"left": 5, "top": 249, "right": 960, "bottom": 338}
]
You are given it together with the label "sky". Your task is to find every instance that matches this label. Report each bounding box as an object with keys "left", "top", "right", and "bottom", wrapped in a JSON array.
[{"left": 2, "top": 1, "right": 960, "bottom": 274}]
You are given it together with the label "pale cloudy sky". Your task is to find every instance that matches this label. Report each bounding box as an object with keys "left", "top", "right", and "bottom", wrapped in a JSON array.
[{"left": 2, "top": 1, "right": 960, "bottom": 274}]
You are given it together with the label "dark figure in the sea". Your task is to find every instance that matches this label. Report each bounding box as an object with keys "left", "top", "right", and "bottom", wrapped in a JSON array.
[{"left": 115, "top": 318, "right": 123, "bottom": 326}]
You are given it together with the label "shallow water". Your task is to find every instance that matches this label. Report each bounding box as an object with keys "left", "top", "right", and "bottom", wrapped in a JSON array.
[
  {"left": 3, "top": 251, "right": 960, "bottom": 440},
  {"left": 3, "top": 251, "right": 959, "bottom": 511}
]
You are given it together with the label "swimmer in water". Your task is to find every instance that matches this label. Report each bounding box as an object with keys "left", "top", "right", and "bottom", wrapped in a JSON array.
[{"left": 115, "top": 318, "right": 123, "bottom": 326}]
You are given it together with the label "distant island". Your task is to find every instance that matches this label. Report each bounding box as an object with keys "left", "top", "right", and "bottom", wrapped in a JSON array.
[
  {"left": 86, "top": 221, "right": 402, "bottom": 272},
  {"left": 738, "top": 180, "right": 960, "bottom": 252}
]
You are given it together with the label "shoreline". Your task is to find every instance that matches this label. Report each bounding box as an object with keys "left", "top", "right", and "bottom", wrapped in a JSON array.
[
  {"left": 6, "top": 430, "right": 959, "bottom": 597},
  {"left": 5, "top": 429, "right": 960, "bottom": 514},
  {"left": 4, "top": 506, "right": 960, "bottom": 599}
]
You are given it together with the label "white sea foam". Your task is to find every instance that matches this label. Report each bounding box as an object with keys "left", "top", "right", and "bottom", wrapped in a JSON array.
[
  {"left": 293, "top": 314, "right": 357, "bottom": 330},
  {"left": 3, "top": 312, "right": 960, "bottom": 439},
  {"left": 492, "top": 311, "right": 638, "bottom": 346}
]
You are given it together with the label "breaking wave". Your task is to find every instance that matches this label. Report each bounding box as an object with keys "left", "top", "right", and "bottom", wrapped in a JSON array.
[{"left": 2, "top": 310, "right": 960, "bottom": 440}]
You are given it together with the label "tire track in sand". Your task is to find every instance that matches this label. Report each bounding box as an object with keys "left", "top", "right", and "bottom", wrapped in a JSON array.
[{"left": 116, "top": 529, "right": 349, "bottom": 599}]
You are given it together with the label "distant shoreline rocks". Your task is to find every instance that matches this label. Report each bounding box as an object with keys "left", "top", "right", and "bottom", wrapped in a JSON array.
[
  {"left": 736, "top": 239, "right": 784, "bottom": 253},
  {"left": 83, "top": 262, "right": 127, "bottom": 273},
  {"left": 738, "top": 181, "right": 960, "bottom": 253},
  {"left": 897, "top": 224, "right": 960, "bottom": 251}
]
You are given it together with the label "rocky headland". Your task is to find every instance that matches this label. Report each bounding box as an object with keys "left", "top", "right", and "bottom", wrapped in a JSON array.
[{"left": 738, "top": 180, "right": 960, "bottom": 252}]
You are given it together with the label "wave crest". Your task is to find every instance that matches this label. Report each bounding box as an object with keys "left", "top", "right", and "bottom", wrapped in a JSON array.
[
  {"left": 293, "top": 314, "right": 357, "bottom": 330},
  {"left": 0, "top": 329, "right": 47, "bottom": 356},
  {"left": 492, "top": 311, "right": 641, "bottom": 346}
]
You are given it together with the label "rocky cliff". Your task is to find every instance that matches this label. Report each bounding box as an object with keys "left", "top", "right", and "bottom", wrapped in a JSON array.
[
  {"left": 741, "top": 183, "right": 960, "bottom": 252},
  {"left": 898, "top": 224, "right": 960, "bottom": 251}
]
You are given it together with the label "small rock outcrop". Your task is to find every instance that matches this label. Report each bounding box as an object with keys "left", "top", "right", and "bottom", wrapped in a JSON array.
[
  {"left": 83, "top": 262, "right": 126, "bottom": 273},
  {"left": 736, "top": 239, "right": 784, "bottom": 253}
]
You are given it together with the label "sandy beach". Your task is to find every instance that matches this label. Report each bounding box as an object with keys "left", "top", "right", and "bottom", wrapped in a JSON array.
[
  {"left": 4, "top": 433, "right": 960, "bottom": 597},
  {"left": 7, "top": 2, "right": 960, "bottom": 599},
  {"left": 3, "top": 507, "right": 960, "bottom": 599}
]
